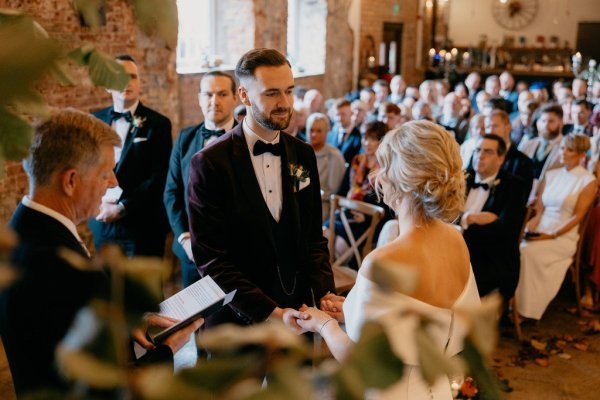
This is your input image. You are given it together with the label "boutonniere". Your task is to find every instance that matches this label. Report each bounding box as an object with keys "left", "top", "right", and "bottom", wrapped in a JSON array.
[
  {"left": 289, "top": 163, "right": 310, "bottom": 192},
  {"left": 132, "top": 115, "right": 146, "bottom": 129}
]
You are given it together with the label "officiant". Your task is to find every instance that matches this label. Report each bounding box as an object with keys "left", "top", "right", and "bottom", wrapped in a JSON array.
[{"left": 187, "top": 48, "right": 335, "bottom": 331}]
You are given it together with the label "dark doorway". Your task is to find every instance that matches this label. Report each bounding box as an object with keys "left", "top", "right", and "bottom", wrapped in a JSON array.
[
  {"left": 383, "top": 22, "right": 403, "bottom": 76},
  {"left": 576, "top": 22, "right": 600, "bottom": 62}
]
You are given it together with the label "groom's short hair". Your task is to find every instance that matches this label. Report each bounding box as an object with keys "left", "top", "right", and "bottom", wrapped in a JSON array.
[{"left": 235, "top": 48, "right": 290, "bottom": 82}]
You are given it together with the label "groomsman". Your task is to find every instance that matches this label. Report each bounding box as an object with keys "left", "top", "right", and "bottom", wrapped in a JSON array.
[
  {"left": 89, "top": 54, "right": 172, "bottom": 257},
  {"left": 327, "top": 98, "right": 362, "bottom": 164},
  {"left": 164, "top": 71, "right": 237, "bottom": 287},
  {"left": 462, "top": 134, "right": 528, "bottom": 302},
  {"left": 188, "top": 48, "right": 335, "bottom": 330}
]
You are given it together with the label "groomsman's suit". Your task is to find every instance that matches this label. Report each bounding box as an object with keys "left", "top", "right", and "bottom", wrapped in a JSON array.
[
  {"left": 188, "top": 124, "right": 335, "bottom": 328},
  {"left": 164, "top": 120, "right": 236, "bottom": 286},
  {"left": 90, "top": 103, "right": 172, "bottom": 256},
  {"left": 462, "top": 170, "right": 528, "bottom": 299}
]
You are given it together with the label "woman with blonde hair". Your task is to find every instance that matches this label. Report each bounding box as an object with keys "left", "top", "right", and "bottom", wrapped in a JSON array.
[
  {"left": 516, "top": 133, "right": 597, "bottom": 320},
  {"left": 295, "top": 120, "right": 481, "bottom": 399}
]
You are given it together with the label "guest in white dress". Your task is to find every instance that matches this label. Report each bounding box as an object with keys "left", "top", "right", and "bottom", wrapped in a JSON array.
[
  {"left": 460, "top": 114, "right": 485, "bottom": 169},
  {"left": 516, "top": 133, "right": 598, "bottom": 320},
  {"left": 294, "top": 121, "right": 481, "bottom": 400}
]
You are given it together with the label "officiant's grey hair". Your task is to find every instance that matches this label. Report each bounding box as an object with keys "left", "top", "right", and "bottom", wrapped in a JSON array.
[{"left": 24, "top": 108, "right": 120, "bottom": 189}]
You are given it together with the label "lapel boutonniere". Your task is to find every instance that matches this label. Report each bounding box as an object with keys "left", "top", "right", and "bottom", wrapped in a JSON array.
[
  {"left": 132, "top": 115, "right": 146, "bottom": 129},
  {"left": 488, "top": 178, "right": 501, "bottom": 195},
  {"left": 289, "top": 163, "right": 310, "bottom": 192}
]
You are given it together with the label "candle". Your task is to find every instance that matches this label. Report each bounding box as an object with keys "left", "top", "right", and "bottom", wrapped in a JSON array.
[
  {"left": 445, "top": 52, "right": 452, "bottom": 63},
  {"left": 379, "top": 42, "right": 386, "bottom": 67},
  {"left": 451, "top": 47, "right": 458, "bottom": 59}
]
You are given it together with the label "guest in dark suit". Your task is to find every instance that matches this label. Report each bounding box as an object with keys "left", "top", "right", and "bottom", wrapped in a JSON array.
[
  {"left": 327, "top": 98, "right": 362, "bottom": 164},
  {"left": 563, "top": 98, "right": 593, "bottom": 136},
  {"left": 0, "top": 110, "right": 197, "bottom": 397},
  {"left": 164, "top": 71, "right": 237, "bottom": 287},
  {"left": 485, "top": 109, "right": 534, "bottom": 198},
  {"left": 461, "top": 134, "right": 528, "bottom": 301},
  {"left": 500, "top": 70, "right": 518, "bottom": 114},
  {"left": 188, "top": 48, "right": 335, "bottom": 330},
  {"left": 89, "top": 54, "right": 172, "bottom": 257}
]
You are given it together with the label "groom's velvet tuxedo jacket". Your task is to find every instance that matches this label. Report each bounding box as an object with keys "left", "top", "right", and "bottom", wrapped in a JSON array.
[
  {"left": 462, "top": 169, "right": 528, "bottom": 298},
  {"left": 188, "top": 124, "right": 335, "bottom": 327}
]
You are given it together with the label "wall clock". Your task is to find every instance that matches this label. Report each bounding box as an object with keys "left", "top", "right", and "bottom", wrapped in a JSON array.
[{"left": 492, "top": 0, "right": 538, "bottom": 30}]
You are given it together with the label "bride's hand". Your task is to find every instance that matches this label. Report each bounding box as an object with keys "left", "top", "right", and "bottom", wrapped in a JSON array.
[
  {"left": 298, "top": 305, "right": 336, "bottom": 333},
  {"left": 320, "top": 294, "right": 346, "bottom": 322}
]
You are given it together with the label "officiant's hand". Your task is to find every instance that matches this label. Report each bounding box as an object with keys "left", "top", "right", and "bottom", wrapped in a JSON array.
[
  {"left": 320, "top": 293, "right": 345, "bottom": 322},
  {"left": 96, "top": 202, "right": 123, "bottom": 223},
  {"left": 132, "top": 314, "right": 204, "bottom": 353}
]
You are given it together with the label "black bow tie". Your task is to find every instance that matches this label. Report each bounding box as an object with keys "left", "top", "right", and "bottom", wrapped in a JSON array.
[
  {"left": 253, "top": 140, "right": 281, "bottom": 156},
  {"left": 200, "top": 126, "right": 226, "bottom": 140},
  {"left": 111, "top": 110, "right": 132, "bottom": 123},
  {"left": 472, "top": 182, "right": 489, "bottom": 190}
]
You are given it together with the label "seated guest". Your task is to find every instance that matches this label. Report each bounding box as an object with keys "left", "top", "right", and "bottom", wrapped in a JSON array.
[
  {"left": 307, "top": 113, "right": 346, "bottom": 221},
  {"left": 372, "top": 79, "right": 390, "bottom": 109},
  {"left": 388, "top": 74, "right": 406, "bottom": 104},
  {"left": 404, "top": 85, "right": 420, "bottom": 101},
  {"left": 327, "top": 98, "right": 362, "bottom": 164},
  {"left": 379, "top": 101, "right": 403, "bottom": 130},
  {"left": 462, "top": 134, "right": 528, "bottom": 303},
  {"left": 561, "top": 93, "right": 576, "bottom": 126},
  {"left": 454, "top": 81, "right": 469, "bottom": 99},
  {"left": 286, "top": 108, "right": 308, "bottom": 141},
  {"left": 437, "top": 92, "right": 469, "bottom": 143},
  {"left": 359, "top": 87, "right": 378, "bottom": 122},
  {"left": 412, "top": 100, "right": 433, "bottom": 121},
  {"left": 518, "top": 104, "right": 564, "bottom": 190},
  {"left": 465, "top": 72, "right": 482, "bottom": 112},
  {"left": 419, "top": 80, "right": 441, "bottom": 119},
  {"left": 0, "top": 109, "right": 199, "bottom": 397},
  {"left": 530, "top": 82, "right": 549, "bottom": 105},
  {"left": 516, "top": 134, "right": 597, "bottom": 320},
  {"left": 461, "top": 114, "right": 485, "bottom": 169},
  {"left": 563, "top": 99, "right": 593, "bottom": 136},
  {"left": 351, "top": 99, "right": 368, "bottom": 132},
  {"left": 510, "top": 90, "right": 534, "bottom": 122},
  {"left": 500, "top": 70, "right": 518, "bottom": 113},
  {"left": 304, "top": 88, "right": 324, "bottom": 113},
  {"left": 572, "top": 77, "right": 588, "bottom": 100},
  {"left": 484, "top": 75, "right": 501, "bottom": 98},
  {"left": 459, "top": 96, "right": 473, "bottom": 121},
  {"left": 516, "top": 80, "right": 529, "bottom": 94},
  {"left": 475, "top": 90, "right": 491, "bottom": 116},
  {"left": 327, "top": 121, "right": 391, "bottom": 265},
  {"left": 297, "top": 121, "right": 480, "bottom": 398},
  {"left": 481, "top": 96, "right": 508, "bottom": 116},
  {"left": 511, "top": 100, "right": 538, "bottom": 145},
  {"left": 485, "top": 110, "right": 534, "bottom": 197}
]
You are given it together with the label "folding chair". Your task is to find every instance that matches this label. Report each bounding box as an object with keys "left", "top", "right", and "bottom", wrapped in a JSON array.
[{"left": 327, "top": 194, "right": 385, "bottom": 294}]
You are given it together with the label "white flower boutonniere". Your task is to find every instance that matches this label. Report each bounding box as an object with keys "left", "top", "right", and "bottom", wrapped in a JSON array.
[
  {"left": 289, "top": 163, "right": 310, "bottom": 192},
  {"left": 489, "top": 178, "right": 501, "bottom": 195},
  {"left": 132, "top": 115, "right": 146, "bottom": 129}
]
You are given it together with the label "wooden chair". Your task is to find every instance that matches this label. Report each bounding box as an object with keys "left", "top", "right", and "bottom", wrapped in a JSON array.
[
  {"left": 568, "top": 207, "right": 594, "bottom": 316},
  {"left": 327, "top": 194, "right": 385, "bottom": 293},
  {"left": 511, "top": 206, "right": 535, "bottom": 341}
]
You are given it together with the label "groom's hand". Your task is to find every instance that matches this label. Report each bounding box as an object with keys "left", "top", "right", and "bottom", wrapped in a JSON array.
[{"left": 270, "top": 307, "right": 310, "bottom": 335}]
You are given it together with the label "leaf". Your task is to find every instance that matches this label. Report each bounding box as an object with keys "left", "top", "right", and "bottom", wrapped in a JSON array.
[
  {"left": 530, "top": 339, "right": 547, "bottom": 352},
  {"left": 67, "top": 45, "right": 95, "bottom": 65},
  {"left": 48, "top": 59, "right": 77, "bottom": 86},
  {"left": 455, "top": 292, "right": 502, "bottom": 357},
  {"left": 334, "top": 321, "right": 404, "bottom": 399},
  {"left": 68, "top": 46, "right": 130, "bottom": 90},
  {"left": 460, "top": 339, "right": 503, "bottom": 400},
  {"left": 534, "top": 357, "right": 549, "bottom": 367},
  {"left": 133, "top": 0, "right": 178, "bottom": 48},
  {"left": 72, "top": 0, "right": 105, "bottom": 28},
  {"left": 369, "top": 259, "right": 418, "bottom": 295},
  {"left": 0, "top": 108, "right": 34, "bottom": 161},
  {"left": 246, "top": 362, "right": 312, "bottom": 400},
  {"left": 574, "top": 342, "right": 589, "bottom": 352},
  {"left": 557, "top": 353, "right": 572, "bottom": 360}
]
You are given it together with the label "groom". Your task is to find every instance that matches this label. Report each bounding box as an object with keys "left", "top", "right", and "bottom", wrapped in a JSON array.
[{"left": 188, "top": 48, "right": 334, "bottom": 330}]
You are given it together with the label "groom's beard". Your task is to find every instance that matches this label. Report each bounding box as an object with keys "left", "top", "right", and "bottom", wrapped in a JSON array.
[{"left": 252, "top": 104, "right": 292, "bottom": 131}]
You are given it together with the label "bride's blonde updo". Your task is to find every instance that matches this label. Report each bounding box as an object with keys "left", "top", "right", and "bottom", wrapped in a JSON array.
[{"left": 372, "top": 120, "right": 465, "bottom": 224}]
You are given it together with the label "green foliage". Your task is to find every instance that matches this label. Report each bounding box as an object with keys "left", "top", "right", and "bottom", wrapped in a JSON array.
[
  {"left": 68, "top": 45, "right": 130, "bottom": 91},
  {"left": 133, "top": 0, "right": 178, "bottom": 49},
  {"left": 461, "top": 339, "right": 503, "bottom": 400},
  {"left": 72, "top": 0, "right": 105, "bottom": 28}
]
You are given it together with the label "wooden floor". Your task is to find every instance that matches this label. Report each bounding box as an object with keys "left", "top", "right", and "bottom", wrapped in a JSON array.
[{"left": 1, "top": 290, "right": 599, "bottom": 399}]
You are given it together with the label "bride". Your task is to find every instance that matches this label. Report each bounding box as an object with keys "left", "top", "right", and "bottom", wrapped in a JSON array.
[{"left": 296, "top": 120, "right": 481, "bottom": 399}]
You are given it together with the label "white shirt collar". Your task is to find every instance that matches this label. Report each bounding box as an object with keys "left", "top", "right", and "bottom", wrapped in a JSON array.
[
  {"left": 205, "top": 117, "right": 235, "bottom": 132},
  {"left": 242, "top": 118, "right": 280, "bottom": 154},
  {"left": 475, "top": 172, "right": 499, "bottom": 185},
  {"left": 113, "top": 99, "right": 139, "bottom": 114},
  {"left": 21, "top": 196, "right": 84, "bottom": 244}
]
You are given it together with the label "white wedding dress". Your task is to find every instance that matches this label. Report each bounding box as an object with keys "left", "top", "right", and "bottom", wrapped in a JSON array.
[
  {"left": 344, "top": 266, "right": 481, "bottom": 399},
  {"left": 515, "top": 166, "right": 596, "bottom": 319}
]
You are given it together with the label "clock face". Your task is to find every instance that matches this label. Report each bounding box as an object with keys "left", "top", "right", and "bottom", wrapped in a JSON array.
[{"left": 492, "top": 0, "right": 538, "bottom": 30}]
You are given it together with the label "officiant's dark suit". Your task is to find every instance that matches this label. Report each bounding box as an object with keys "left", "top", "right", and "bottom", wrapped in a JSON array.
[
  {"left": 463, "top": 168, "right": 528, "bottom": 299},
  {"left": 89, "top": 56, "right": 172, "bottom": 257},
  {"left": 164, "top": 71, "right": 238, "bottom": 287},
  {"left": 188, "top": 48, "right": 334, "bottom": 328}
]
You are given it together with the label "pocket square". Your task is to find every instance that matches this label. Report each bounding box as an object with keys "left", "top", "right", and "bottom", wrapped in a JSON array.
[
  {"left": 133, "top": 137, "right": 148, "bottom": 143},
  {"left": 299, "top": 177, "right": 310, "bottom": 191}
]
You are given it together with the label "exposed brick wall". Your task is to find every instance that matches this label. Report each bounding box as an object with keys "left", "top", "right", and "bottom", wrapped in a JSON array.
[{"left": 359, "top": 0, "right": 421, "bottom": 85}]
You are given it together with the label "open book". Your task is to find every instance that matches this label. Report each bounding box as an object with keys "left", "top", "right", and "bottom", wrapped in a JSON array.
[{"left": 147, "top": 275, "right": 236, "bottom": 344}]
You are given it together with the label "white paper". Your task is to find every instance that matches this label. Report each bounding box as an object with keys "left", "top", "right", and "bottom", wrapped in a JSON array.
[{"left": 158, "top": 275, "right": 226, "bottom": 321}]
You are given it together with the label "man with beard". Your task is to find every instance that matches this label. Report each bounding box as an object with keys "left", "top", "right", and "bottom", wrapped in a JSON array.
[
  {"left": 164, "top": 71, "right": 237, "bottom": 287},
  {"left": 187, "top": 48, "right": 335, "bottom": 331}
]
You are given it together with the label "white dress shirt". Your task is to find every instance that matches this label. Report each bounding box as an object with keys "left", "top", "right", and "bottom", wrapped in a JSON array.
[
  {"left": 243, "top": 119, "right": 283, "bottom": 221},
  {"left": 461, "top": 173, "right": 498, "bottom": 231},
  {"left": 22, "top": 196, "right": 90, "bottom": 257},
  {"left": 112, "top": 100, "right": 139, "bottom": 163},
  {"left": 204, "top": 117, "right": 235, "bottom": 147}
]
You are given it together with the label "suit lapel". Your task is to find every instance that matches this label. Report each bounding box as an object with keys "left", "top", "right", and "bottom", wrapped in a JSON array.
[
  {"left": 280, "top": 135, "right": 302, "bottom": 244},
  {"left": 231, "top": 126, "right": 277, "bottom": 251},
  {"left": 115, "top": 103, "right": 146, "bottom": 174}
]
